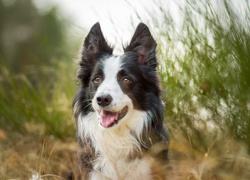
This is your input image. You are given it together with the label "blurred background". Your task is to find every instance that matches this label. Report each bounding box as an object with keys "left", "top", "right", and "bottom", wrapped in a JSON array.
[{"left": 0, "top": 0, "right": 250, "bottom": 179}]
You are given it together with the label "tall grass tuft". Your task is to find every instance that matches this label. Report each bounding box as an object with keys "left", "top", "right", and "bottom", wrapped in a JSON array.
[
  {"left": 0, "top": 60, "right": 76, "bottom": 139},
  {"left": 150, "top": 0, "right": 250, "bottom": 149}
]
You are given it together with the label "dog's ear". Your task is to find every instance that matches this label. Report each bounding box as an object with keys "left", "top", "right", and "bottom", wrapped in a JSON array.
[
  {"left": 78, "top": 23, "right": 112, "bottom": 87},
  {"left": 83, "top": 22, "right": 113, "bottom": 60},
  {"left": 124, "top": 23, "right": 157, "bottom": 68}
]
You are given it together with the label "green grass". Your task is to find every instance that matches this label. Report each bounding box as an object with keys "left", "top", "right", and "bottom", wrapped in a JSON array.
[
  {"left": 0, "top": 60, "right": 76, "bottom": 139},
  {"left": 0, "top": 59, "right": 78, "bottom": 179},
  {"left": 155, "top": 0, "right": 250, "bottom": 149}
]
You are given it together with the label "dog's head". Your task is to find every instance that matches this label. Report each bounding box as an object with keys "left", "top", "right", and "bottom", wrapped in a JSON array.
[{"left": 75, "top": 22, "right": 162, "bottom": 129}]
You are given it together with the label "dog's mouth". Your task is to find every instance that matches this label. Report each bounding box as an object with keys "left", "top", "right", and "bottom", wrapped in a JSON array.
[{"left": 98, "top": 106, "right": 128, "bottom": 128}]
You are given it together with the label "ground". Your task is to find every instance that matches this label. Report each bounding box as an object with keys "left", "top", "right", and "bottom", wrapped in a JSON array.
[{"left": 1, "top": 128, "right": 250, "bottom": 180}]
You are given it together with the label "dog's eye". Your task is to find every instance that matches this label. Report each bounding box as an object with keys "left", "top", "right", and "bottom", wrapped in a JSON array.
[
  {"left": 122, "top": 77, "right": 132, "bottom": 84},
  {"left": 93, "top": 76, "right": 102, "bottom": 84}
]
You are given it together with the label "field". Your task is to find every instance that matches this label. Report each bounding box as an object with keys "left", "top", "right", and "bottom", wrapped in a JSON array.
[
  {"left": 1, "top": 123, "right": 250, "bottom": 179},
  {"left": 1, "top": 0, "right": 250, "bottom": 179}
]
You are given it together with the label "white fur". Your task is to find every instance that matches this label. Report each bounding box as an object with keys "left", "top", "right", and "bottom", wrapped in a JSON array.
[
  {"left": 76, "top": 56, "right": 154, "bottom": 179},
  {"left": 78, "top": 111, "right": 152, "bottom": 179}
]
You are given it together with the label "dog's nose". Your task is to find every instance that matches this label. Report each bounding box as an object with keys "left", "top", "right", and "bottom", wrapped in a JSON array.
[{"left": 96, "top": 94, "right": 113, "bottom": 107}]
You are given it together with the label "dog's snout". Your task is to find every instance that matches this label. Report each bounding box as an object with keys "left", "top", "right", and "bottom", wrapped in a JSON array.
[{"left": 96, "top": 94, "right": 113, "bottom": 107}]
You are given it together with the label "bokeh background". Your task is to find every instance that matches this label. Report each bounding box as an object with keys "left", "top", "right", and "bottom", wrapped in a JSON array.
[{"left": 0, "top": 0, "right": 250, "bottom": 179}]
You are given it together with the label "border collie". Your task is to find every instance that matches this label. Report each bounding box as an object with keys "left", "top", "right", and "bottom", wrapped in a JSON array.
[{"left": 73, "top": 22, "right": 169, "bottom": 179}]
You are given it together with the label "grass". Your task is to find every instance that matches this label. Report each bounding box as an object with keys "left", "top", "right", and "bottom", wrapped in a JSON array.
[
  {"left": 0, "top": 61, "right": 76, "bottom": 139},
  {"left": 155, "top": 0, "right": 250, "bottom": 148},
  {"left": 168, "top": 129, "right": 250, "bottom": 179},
  {"left": 0, "top": 59, "right": 79, "bottom": 179},
  {"left": 1, "top": 127, "right": 250, "bottom": 179},
  {"left": 0, "top": 58, "right": 82, "bottom": 179},
  {"left": 0, "top": 131, "right": 78, "bottom": 179},
  {"left": 1, "top": 0, "right": 250, "bottom": 179}
]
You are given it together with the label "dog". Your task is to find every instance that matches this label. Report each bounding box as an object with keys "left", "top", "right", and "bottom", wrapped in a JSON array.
[{"left": 73, "top": 22, "right": 169, "bottom": 180}]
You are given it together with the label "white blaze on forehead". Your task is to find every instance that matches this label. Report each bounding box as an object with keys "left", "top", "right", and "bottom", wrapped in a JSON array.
[
  {"left": 99, "top": 56, "right": 122, "bottom": 96},
  {"left": 103, "top": 56, "right": 122, "bottom": 81},
  {"left": 98, "top": 56, "right": 122, "bottom": 95}
]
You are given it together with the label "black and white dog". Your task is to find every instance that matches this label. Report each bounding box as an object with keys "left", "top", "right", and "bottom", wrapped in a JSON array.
[{"left": 73, "top": 22, "right": 169, "bottom": 179}]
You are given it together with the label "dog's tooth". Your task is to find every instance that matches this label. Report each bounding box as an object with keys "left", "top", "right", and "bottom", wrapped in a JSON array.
[{"left": 100, "top": 110, "right": 104, "bottom": 116}]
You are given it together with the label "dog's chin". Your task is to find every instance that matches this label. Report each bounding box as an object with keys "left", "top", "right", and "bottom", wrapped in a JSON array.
[{"left": 97, "top": 106, "right": 129, "bottom": 128}]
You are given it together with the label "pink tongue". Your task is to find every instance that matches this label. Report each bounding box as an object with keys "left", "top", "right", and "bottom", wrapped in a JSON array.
[{"left": 100, "top": 110, "right": 118, "bottom": 128}]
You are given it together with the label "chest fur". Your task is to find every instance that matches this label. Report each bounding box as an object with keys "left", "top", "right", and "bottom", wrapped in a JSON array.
[
  {"left": 91, "top": 156, "right": 152, "bottom": 180},
  {"left": 77, "top": 112, "right": 154, "bottom": 179}
]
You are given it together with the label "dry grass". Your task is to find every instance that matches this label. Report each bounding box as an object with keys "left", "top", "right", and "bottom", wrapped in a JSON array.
[
  {"left": 167, "top": 131, "right": 250, "bottom": 180},
  {"left": 1, "top": 127, "right": 250, "bottom": 180},
  {"left": 0, "top": 128, "right": 79, "bottom": 180}
]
